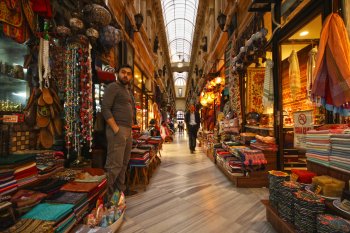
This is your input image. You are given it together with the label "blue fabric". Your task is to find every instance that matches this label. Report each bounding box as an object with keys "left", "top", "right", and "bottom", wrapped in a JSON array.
[{"left": 22, "top": 203, "right": 74, "bottom": 221}]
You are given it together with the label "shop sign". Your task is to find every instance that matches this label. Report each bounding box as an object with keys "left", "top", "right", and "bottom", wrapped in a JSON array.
[
  {"left": 293, "top": 110, "right": 313, "bottom": 149},
  {"left": 2, "top": 115, "right": 18, "bottom": 123}
]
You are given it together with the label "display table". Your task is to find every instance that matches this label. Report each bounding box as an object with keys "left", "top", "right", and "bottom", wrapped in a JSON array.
[
  {"left": 262, "top": 200, "right": 295, "bottom": 233},
  {"left": 216, "top": 159, "right": 268, "bottom": 188}
]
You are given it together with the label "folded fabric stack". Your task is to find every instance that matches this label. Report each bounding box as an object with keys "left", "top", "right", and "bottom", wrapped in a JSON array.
[
  {"left": 129, "top": 148, "right": 150, "bottom": 166},
  {"left": 36, "top": 151, "right": 65, "bottom": 179},
  {"left": 227, "top": 160, "right": 244, "bottom": 176},
  {"left": 11, "top": 189, "right": 47, "bottom": 215},
  {"left": 330, "top": 134, "right": 350, "bottom": 172},
  {"left": 22, "top": 203, "right": 76, "bottom": 233},
  {"left": 60, "top": 178, "right": 107, "bottom": 207},
  {"left": 278, "top": 181, "right": 302, "bottom": 223},
  {"left": 239, "top": 148, "right": 267, "bottom": 167},
  {"left": 268, "top": 170, "right": 289, "bottom": 210},
  {"left": 0, "top": 169, "right": 17, "bottom": 196},
  {"left": 293, "top": 190, "right": 325, "bottom": 233},
  {"left": 47, "top": 192, "right": 88, "bottom": 223},
  {"left": 1, "top": 154, "right": 38, "bottom": 189},
  {"left": 3, "top": 218, "right": 55, "bottom": 233},
  {"left": 306, "top": 130, "right": 331, "bottom": 166},
  {"left": 30, "top": 179, "right": 68, "bottom": 197},
  {"left": 317, "top": 214, "right": 350, "bottom": 233}
]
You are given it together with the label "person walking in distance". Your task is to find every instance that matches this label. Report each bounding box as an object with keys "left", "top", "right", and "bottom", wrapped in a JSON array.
[
  {"left": 185, "top": 104, "right": 200, "bottom": 153},
  {"left": 102, "top": 64, "right": 136, "bottom": 198}
]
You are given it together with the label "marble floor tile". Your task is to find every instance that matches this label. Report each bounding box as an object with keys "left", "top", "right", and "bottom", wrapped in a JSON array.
[{"left": 118, "top": 133, "right": 276, "bottom": 233}]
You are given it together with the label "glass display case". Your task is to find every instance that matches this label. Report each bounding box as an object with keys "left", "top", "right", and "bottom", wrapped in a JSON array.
[{"left": 0, "top": 36, "right": 29, "bottom": 112}]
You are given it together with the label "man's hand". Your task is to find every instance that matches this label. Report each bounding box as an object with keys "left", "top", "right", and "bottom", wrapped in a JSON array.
[{"left": 106, "top": 117, "right": 119, "bottom": 135}]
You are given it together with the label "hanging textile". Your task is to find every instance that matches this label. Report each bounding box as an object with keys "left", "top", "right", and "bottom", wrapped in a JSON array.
[
  {"left": 342, "top": 0, "right": 350, "bottom": 39},
  {"left": 229, "top": 73, "right": 242, "bottom": 120},
  {"left": 312, "top": 13, "right": 350, "bottom": 115},
  {"left": 263, "top": 59, "right": 274, "bottom": 113},
  {"left": 0, "top": 0, "right": 30, "bottom": 43},
  {"left": 307, "top": 47, "right": 318, "bottom": 100},
  {"left": 288, "top": 50, "right": 301, "bottom": 101},
  {"left": 246, "top": 68, "right": 265, "bottom": 113}
]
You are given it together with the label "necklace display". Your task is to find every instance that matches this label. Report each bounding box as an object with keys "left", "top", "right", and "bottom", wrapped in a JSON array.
[{"left": 64, "top": 40, "right": 93, "bottom": 158}]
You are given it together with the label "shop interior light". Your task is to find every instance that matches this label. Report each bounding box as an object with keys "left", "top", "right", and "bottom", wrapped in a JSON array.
[{"left": 299, "top": 31, "right": 309, "bottom": 36}]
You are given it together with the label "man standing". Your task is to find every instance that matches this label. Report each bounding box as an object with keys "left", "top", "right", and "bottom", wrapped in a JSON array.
[
  {"left": 185, "top": 104, "right": 200, "bottom": 153},
  {"left": 102, "top": 64, "right": 135, "bottom": 198}
]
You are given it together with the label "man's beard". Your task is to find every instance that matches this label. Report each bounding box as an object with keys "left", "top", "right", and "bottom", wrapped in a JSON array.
[{"left": 119, "top": 77, "right": 130, "bottom": 85}]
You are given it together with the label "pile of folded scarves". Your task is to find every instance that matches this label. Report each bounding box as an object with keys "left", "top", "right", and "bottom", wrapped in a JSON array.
[
  {"left": 277, "top": 181, "right": 302, "bottom": 223},
  {"left": 35, "top": 151, "right": 65, "bottom": 179},
  {"left": 3, "top": 168, "right": 107, "bottom": 232},
  {"left": 268, "top": 170, "right": 289, "bottom": 210},
  {"left": 293, "top": 190, "right": 325, "bottom": 233},
  {"left": 129, "top": 148, "right": 150, "bottom": 166},
  {"left": 0, "top": 169, "right": 17, "bottom": 196},
  {"left": 330, "top": 134, "right": 350, "bottom": 172},
  {"left": 306, "top": 130, "right": 332, "bottom": 167},
  {"left": 0, "top": 154, "right": 38, "bottom": 188},
  {"left": 317, "top": 214, "right": 350, "bottom": 233}
]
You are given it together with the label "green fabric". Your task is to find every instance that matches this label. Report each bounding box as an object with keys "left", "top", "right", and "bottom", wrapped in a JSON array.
[{"left": 22, "top": 203, "right": 74, "bottom": 221}]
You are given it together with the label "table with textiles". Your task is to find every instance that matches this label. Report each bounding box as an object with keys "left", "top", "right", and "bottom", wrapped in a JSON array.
[
  {"left": 127, "top": 135, "right": 162, "bottom": 190},
  {"left": 0, "top": 167, "right": 108, "bottom": 233}
]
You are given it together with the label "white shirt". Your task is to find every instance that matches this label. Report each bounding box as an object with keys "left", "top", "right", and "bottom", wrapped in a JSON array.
[{"left": 190, "top": 112, "right": 196, "bottom": 125}]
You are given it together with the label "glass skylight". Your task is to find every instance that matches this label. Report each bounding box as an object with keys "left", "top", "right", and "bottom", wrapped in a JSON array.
[
  {"left": 174, "top": 72, "right": 188, "bottom": 86},
  {"left": 161, "top": 0, "right": 199, "bottom": 63}
]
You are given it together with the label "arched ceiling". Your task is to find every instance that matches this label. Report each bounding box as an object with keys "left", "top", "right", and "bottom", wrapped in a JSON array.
[{"left": 161, "top": 0, "right": 199, "bottom": 98}]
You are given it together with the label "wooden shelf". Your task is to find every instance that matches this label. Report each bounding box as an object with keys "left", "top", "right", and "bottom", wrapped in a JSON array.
[
  {"left": 245, "top": 125, "right": 274, "bottom": 131},
  {"left": 307, "top": 160, "right": 350, "bottom": 190},
  {"left": 262, "top": 200, "right": 296, "bottom": 233}
]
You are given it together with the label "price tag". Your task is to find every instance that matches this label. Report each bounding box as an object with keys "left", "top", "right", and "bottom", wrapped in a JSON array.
[{"left": 290, "top": 173, "right": 299, "bottom": 182}]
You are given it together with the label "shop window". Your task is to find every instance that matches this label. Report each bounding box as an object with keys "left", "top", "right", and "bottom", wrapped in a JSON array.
[
  {"left": 279, "top": 14, "right": 323, "bottom": 170},
  {"left": 0, "top": 36, "right": 29, "bottom": 112}
]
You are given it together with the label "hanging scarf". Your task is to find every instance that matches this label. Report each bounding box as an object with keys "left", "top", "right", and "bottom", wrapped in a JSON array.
[
  {"left": 312, "top": 13, "right": 350, "bottom": 115},
  {"left": 288, "top": 50, "right": 301, "bottom": 101},
  {"left": 263, "top": 59, "right": 274, "bottom": 113},
  {"left": 342, "top": 0, "right": 350, "bottom": 39},
  {"left": 307, "top": 47, "right": 318, "bottom": 100}
]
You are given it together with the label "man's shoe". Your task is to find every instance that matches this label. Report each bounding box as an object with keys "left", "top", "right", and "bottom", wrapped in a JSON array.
[
  {"left": 190, "top": 150, "right": 194, "bottom": 154},
  {"left": 124, "top": 190, "right": 138, "bottom": 196}
]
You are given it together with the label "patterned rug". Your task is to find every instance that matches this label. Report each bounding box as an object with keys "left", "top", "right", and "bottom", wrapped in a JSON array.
[{"left": 246, "top": 68, "right": 265, "bottom": 114}]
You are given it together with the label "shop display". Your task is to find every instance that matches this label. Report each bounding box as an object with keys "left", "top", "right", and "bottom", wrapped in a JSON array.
[
  {"left": 268, "top": 170, "right": 289, "bottom": 209},
  {"left": 293, "top": 190, "right": 325, "bottom": 233},
  {"left": 278, "top": 181, "right": 302, "bottom": 223}
]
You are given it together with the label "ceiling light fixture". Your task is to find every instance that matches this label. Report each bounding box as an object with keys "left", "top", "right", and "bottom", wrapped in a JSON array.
[
  {"left": 177, "top": 62, "right": 183, "bottom": 68},
  {"left": 299, "top": 31, "right": 309, "bottom": 36}
]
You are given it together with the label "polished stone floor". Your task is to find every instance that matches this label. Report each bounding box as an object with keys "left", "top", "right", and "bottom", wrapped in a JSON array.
[{"left": 119, "top": 133, "right": 276, "bottom": 233}]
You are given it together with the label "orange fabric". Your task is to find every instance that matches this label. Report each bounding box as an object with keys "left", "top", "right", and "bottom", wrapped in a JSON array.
[{"left": 312, "top": 13, "right": 350, "bottom": 107}]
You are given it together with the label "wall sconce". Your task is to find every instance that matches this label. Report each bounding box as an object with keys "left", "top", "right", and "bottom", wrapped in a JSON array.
[
  {"left": 248, "top": 0, "right": 275, "bottom": 12},
  {"left": 200, "top": 36, "right": 207, "bottom": 52},
  {"left": 134, "top": 13, "right": 143, "bottom": 32},
  {"left": 217, "top": 12, "right": 227, "bottom": 32}
]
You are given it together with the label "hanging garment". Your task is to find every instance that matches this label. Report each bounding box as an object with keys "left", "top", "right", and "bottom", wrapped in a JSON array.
[
  {"left": 312, "top": 13, "right": 350, "bottom": 114},
  {"left": 0, "top": 0, "right": 30, "bottom": 43},
  {"left": 30, "top": 0, "right": 52, "bottom": 18},
  {"left": 288, "top": 50, "right": 301, "bottom": 101},
  {"left": 307, "top": 48, "right": 318, "bottom": 100},
  {"left": 342, "top": 0, "right": 350, "bottom": 39},
  {"left": 263, "top": 59, "right": 274, "bottom": 112}
]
